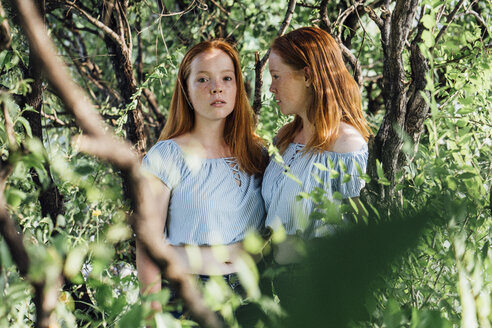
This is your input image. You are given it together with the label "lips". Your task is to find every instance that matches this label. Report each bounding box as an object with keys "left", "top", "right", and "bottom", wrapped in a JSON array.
[{"left": 210, "top": 99, "right": 226, "bottom": 105}]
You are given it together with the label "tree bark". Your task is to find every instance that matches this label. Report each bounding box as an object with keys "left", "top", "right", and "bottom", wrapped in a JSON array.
[
  {"left": 19, "top": 0, "right": 65, "bottom": 223},
  {"left": 365, "top": 0, "right": 427, "bottom": 203},
  {"left": 101, "top": 1, "right": 147, "bottom": 156}
]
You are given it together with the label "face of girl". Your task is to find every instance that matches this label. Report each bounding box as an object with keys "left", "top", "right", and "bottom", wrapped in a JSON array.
[
  {"left": 268, "top": 50, "right": 313, "bottom": 117},
  {"left": 186, "top": 48, "right": 237, "bottom": 123}
]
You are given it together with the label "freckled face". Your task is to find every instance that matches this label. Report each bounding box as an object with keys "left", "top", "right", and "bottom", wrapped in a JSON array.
[
  {"left": 187, "top": 49, "right": 237, "bottom": 123},
  {"left": 268, "top": 50, "right": 312, "bottom": 117}
]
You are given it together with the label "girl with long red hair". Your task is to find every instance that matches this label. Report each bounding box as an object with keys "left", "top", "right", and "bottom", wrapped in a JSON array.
[
  {"left": 138, "top": 40, "right": 267, "bottom": 316},
  {"left": 262, "top": 26, "right": 371, "bottom": 264}
]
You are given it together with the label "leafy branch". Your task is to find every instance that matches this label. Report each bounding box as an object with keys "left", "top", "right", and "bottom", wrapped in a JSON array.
[{"left": 10, "top": 0, "right": 223, "bottom": 327}]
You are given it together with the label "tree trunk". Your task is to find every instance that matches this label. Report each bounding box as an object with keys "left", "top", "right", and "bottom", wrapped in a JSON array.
[
  {"left": 19, "top": 0, "right": 64, "bottom": 223},
  {"left": 364, "top": 0, "right": 429, "bottom": 205},
  {"left": 102, "top": 1, "right": 147, "bottom": 156}
]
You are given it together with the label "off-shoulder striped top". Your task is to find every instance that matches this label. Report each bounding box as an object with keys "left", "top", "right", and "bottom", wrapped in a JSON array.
[
  {"left": 141, "top": 140, "right": 265, "bottom": 246},
  {"left": 261, "top": 142, "right": 368, "bottom": 238}
]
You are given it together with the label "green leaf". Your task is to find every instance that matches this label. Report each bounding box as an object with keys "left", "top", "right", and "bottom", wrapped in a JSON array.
[
  {"left": 0, "top": 239, "right": 13, "bottom": 268},
  {"left": 338, "top": 159, "right": 347, "bottom": 173},
  {"left": 5, "top": 188, "right": 25, "bottom": 208},
  {"left": 313, "top": 173, "right": 323, "bottom": 185},
  {"left": 422, "top": 30, "right": 435, "bottom": 47},
  {"left": 383, "top": 299, "right": 402, "bottom": 327},
  {"left": 296, "top": 192, "right": 310, "bottom": 200},
  {"left": 415, "top": 173, "right": 425, "bottom": 187},
  {"left": 445, "top": 176, "right": 457, "bottom": 191},
  {"left": 64, "top": 245, "right": 88, "bottom": 279},
  {"left": 243, "top": 232, "right": 265, "bottom": 255},
  {"left": 15, "top": 116, "right": 32, "bottom": 138},
  {"left": 422, "top": 15, "right": 436, "bottom": 29},
  {"left": 360, "top": 173, "right": 371, "bottom": 183},
  {"left": 313, "top": 162, "right": 329, "bottom": 171},
  {"left": 342, "top": 173, "right": 352, "bottom": 184},
  {"left": 75, "top": 165, "right": 94, "bottom": 176},
  {"left": 309, "top": 211, "right": 325, "bottom": 221},
  {"left": 458, "top": 172, "right": 476, "bottom": 180},
  {"left": 106, "top": 224, "right": 131, "bottom": 244},
  {"left": 378, "top": 177, "right": 390, "bottom": 186},
  {"left": 284, "top": 172, "right": 302, "bottom": 186},
  {"left": 411, "top": 308, "right": 452, "bottom": 328},
  {"left": 0, "top": 50, "right": 13, "bottom": 69},
  {"left": 376, "top": 159, "right": 386, "bottom": 179},
  {"left": 332, "top": 191, "right": 343, "bottom": 200}
]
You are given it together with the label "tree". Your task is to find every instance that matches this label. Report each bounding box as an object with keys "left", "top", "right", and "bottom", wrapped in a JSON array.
[{"left": 0, "top": 0, "right": 490, "bottom": 327}]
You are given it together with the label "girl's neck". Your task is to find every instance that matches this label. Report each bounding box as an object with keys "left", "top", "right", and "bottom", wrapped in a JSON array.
[
  {"left": 293, "top": 115, "right": 314, "bottom": 145},
  {"left": 186, "top": 119, "right": 231, "bottom": 158}
]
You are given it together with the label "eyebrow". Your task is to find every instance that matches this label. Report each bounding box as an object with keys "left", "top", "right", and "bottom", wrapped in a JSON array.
[{"left": 195, "top": 69, "right": 235, "bottom": 74}]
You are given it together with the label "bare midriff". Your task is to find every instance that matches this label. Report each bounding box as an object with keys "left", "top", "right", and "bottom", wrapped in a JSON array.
[{"left": 170, "top": 242, "right": 245, "bottom": 275}]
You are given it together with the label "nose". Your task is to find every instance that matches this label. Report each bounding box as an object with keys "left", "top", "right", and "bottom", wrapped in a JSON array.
[
  {"left": 269, "top": 84, "right": 276, "bottom": 94},
  {"left": 211, "top": 81, "right": 223, "bottom": 94}
]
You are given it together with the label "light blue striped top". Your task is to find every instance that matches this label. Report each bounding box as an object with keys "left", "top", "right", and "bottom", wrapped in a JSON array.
[
  {"left": 262, "top": 142, "right": 368, "bottom": 238},
  {"left": 141, "top": 140, "right": 265, "bottom": 246}
]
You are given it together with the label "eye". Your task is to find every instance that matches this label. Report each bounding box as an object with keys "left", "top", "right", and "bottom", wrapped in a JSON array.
[
  {"left": 272, "top": 75, "right": 279, "bottom": 80},
  {"left": 224, "top": 76, "right": 233, "bottom": 81},
  {"left": 197, "top": 77, "right": 208, "bottom": 83}
]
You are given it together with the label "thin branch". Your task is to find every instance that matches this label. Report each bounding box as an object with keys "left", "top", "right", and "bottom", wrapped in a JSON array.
[
  {"left": 120, "top": 1, "right": 133, "bottom": 60},
  {"left": 61, "top": 0, "right": 124, "bottom": 49},
  {"left": 209, "top": 0, "right": 230, "bottom": 16},
  {"left": 297, "top": 1, "right": 319, "bottom": 9},
  {"left": 433, "top": 0, "right": 466, "bottom": 48},
  {"left": 434, "top": 3, "right": 447, "bottom": 30},
  {"left": 421, "top": 263, "right": 445, "bottom": 307},
  {"left": 2, "top": 96, "right": 16, "bottom": 147},
  {"left": 364, "top": 6, "right": 384, "bottom": 29},
  {"left": 319, "top": 0, "right": 331, "bottom": 33},
  {"left": 142, "top": 87, "right": 164, "bottom": 123},
  {"left": 464, "top": 10, "right": 490, "bottom": 39},
  {"left": 157, "top": 0, "right": 197, "bottom": 17},
  {"left": 434, "top": 42, "right": 492, "bottom": 67},
  {"left": 41, "top": 109, "right": 67, "bottom": 126},
  {"left": 114, "top": 0, "right": 126, "bottom": 45},
  {"left": 0, "top": 176, "right": 29, "bottom": 276},
  {"left": 253, "top": 0, "right": 297, "bottom": 116},
  {"left": 338, "top": 41, "right": 363, "bottom": 87},
  {"left": 0, "top": 1, "right": 11, "bottom": 50},
  {"left": 335, "top": 1, "right": 363, "bottom": 39},
  {"left": 363, "top": 74, "right": 383, "bottom": 82},
  {"left": 367, "top": 0, "right": 386, "bottom": 9}
]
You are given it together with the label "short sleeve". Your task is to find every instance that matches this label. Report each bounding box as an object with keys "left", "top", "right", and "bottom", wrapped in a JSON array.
[
  {"left": 141, "top": 141, "right": 184, "bottom": 190},
  {"left": 333, "top": 147, "right": 368, "bottom": 199}
]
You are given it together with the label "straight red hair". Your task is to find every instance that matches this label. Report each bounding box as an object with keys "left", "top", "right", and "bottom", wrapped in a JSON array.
[
  {"left": 271, "top": 27, "right": 371, "bottom": 154},
  {"left": 159, "top": 40, "right": 266, "bottom": 175}
]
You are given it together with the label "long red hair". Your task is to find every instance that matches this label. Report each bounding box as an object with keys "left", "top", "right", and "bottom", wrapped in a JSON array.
[
  {"left": 272, "top": 27, "right": 371, "bottom": 154},
  {"left": 159, "top": 40, "right": 266, "bottom": 175}
]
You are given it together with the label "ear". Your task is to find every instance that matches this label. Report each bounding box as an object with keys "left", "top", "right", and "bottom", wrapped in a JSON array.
[{"left": 303, "top": 66, "right": 313, "bottom": 87}]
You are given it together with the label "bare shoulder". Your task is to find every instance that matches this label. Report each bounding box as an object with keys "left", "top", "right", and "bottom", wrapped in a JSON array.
[
  {"left": 331, "top": 122, "right": 367, "bottom": 153},
  {"left": 171, "top": 133, "right": 208, "bottom": 157},
  {"left": 171, "top": 133, "right": 191, "bottom": 147}
]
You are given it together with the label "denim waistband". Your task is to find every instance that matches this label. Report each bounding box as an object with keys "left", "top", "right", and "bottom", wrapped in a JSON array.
[{"left": 195, "top": 272, "right": 242, "bottom": 292}]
